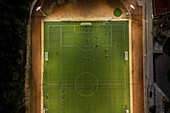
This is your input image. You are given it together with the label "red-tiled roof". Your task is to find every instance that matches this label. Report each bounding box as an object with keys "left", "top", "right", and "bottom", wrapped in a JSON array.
[{"left": 153, "top": 0, "right": 170, "bottom": 17}]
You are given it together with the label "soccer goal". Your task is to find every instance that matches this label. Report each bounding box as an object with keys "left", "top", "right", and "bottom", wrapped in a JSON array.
[{"left": 80, "top": 22, "right": 91, "bottom": 26}]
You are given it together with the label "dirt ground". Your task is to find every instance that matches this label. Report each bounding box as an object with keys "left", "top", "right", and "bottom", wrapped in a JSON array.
[{"left": 30, "top": 0, "right": 144, "bottom": 113}]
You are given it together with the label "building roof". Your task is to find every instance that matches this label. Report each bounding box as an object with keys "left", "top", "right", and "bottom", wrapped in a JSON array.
[{"left": 153, "top": 0, "right": 170, "bottom": 17}]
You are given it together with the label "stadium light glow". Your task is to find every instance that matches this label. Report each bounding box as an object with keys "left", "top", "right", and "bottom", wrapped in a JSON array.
[
  {"left": 36, "top": 6, "right": 47, "bottom": 17},
  {"left": 36, "top": 6, "right": 41, "bottom": 11},
  {"left": 130, "top": 4, "right": 135, "bottom": 9}
]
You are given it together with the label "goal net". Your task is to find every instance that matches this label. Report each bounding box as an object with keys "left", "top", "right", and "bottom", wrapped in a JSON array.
[{"left": 81, "top": 22, "right": 91, "bottom": 26}]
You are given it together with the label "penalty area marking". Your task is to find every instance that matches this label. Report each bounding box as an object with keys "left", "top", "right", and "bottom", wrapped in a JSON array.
[{"left": 47, "top": 24, "right": 115, "bottom": 48}]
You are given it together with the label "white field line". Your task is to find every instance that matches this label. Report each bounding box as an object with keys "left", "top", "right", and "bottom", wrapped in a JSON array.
[
  {"left": 123, "top": 24, "right": 127, "bottom": 105},
  {"left": 129, "top": 19, "right": 133, "bottom": 113},
  {"left": 110, "top": 25, "right": 113, "bottom": 46},
  {"left": 45, "top": 22, "right": 130, "bottom": 111},
  {"left": 44, "top": 19, "right": 130, "bottom": 21},
  {"left": 41, "top": 20, "right": 44, "bottom": 113},
  {"left": 47, "top": 24, "right": 118, "bottom": 48},
  {"left": 73, "top": 25, "right": 99, "bottom": 33},
  {"left": 48, "top": 83, "right": 125, "bottom": 86},
  {"left": 47, "top": 25, "right": 50, "bottom": 110},
  {"left": 60, "top": 26, "right": 62, "bottom": 47}
]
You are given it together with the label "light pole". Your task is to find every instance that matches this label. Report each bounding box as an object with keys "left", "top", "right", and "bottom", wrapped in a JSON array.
[
  {"left": 126, "top": 4, "right": 135, "bottom": 16},
  {"left": 36, "top": 6, "right": 47, "bottom": 17}
]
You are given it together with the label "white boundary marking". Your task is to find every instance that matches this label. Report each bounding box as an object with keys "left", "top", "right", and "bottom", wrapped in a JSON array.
[
  {"left": 129, "top": 19, "right": 133, "bottom": 113},
  {"left": 41, "top": 20, "right": 44, "bottom": 113},
  {"left": 48, "top": 83, "right": 125, "bottom": 86},
  {"left": 47, "top": 22, "right": 127, "bottom": 105},
  {"left": 123, "top": 23, "right": 127, "bottom": 106},
  {"left": 41, "top": 20, "right": 132, "bottom": 113}
]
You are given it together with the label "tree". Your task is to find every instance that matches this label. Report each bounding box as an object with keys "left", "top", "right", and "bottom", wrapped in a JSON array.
[
  {"left": 149, "top": 105, "right": 156, "bottom": 113},
  {"left": 163, "top": 37, "right": 170, "bottom": 56},
  {"left": 151, "top": 28, "right": 167, "bottom": 45}
]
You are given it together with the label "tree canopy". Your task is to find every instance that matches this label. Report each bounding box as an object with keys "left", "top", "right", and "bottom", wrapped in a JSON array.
[{"left": 0, "top": 0, "right": 32, "bottom": 112}]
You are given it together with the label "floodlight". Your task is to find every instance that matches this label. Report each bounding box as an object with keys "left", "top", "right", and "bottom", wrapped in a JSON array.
[
  {"left": 36, "top": 6, "right": 47, "bottom": 17},
  {"left": 130, "top": 4, "right": 135, "bottom": 9},
  {"left": 36, "top": 6, "right": 41, "bottom": 11}
]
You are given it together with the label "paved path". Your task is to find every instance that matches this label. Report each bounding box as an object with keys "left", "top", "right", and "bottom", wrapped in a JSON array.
[
  {"left": 145, "top": 0, "right": 154, "bottom": 112},
  {"left": 145, "top": 0, "right": 169, "bottom": 113}
]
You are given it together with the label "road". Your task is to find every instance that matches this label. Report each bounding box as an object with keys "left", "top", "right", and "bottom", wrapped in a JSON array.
[{"left": 145, "top": 0, "right": 154, "bottom": 112}]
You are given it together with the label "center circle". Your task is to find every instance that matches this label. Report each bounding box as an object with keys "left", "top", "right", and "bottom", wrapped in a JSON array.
[
  {"left": 77, "top": 45, "right": 95, "bottom": 51},
  {"left": 75, "top": 72, "right": 98, "bottom": 97}
]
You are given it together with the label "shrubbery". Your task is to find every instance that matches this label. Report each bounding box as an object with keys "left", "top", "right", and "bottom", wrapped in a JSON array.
[
  {"left": 0, "top": 0, "right": 32, "bottom": 112},
  {"left": 163, "top": 37, "right": 170, "bottom": 56}
]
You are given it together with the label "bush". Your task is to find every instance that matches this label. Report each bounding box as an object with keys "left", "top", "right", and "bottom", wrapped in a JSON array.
[
  {"left": 167, "top": 69, "right": 170, "bottom": 83},
  {"left": 152, "top": 28, "right": 167, "bottom": 45},
  {"left": 149, "top": 105, "right": 156, "bottom": 113},
  {"left": 152, "top": 28, "right": 161, "bottom": 37},
  {"left": 0, "top": 0, "right": 32, "bottom": 112},
  {"left": 163, "top": 37, "right": 170, "bottom": 56}
]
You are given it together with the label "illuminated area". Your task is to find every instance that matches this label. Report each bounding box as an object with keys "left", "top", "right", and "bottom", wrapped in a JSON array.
[{"left": 43, "top": 21, "right": 130, "bottom": 113}]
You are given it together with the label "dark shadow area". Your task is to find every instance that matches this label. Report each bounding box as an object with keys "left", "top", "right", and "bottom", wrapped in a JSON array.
[
  {"left": 154, "top": 53, "right": 170, "bottom": 98},
  {"left": 0, "top": 0, "right": 32, "bottom": 113}
]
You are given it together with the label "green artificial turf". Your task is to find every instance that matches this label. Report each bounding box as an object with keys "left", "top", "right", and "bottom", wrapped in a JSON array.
[{"left": 43, "top": 21, "right": 130, "bottom": 113}]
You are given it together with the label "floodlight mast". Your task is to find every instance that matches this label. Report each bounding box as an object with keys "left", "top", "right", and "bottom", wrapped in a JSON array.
[{"left": 36, "top": 6, "right": 47, "bottom": 17}]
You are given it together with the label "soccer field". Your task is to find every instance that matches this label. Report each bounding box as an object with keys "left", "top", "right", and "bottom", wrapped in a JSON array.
[{"left": 43, "top": 21, "right": 130, "bottom": 113}]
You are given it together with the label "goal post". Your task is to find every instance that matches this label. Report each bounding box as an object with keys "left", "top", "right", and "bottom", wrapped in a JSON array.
[
  {"left": 126, "top": 109, "right": 129, "bottom": 113},
  {"left": 45, "top": 52, "right": 48, "bottom": 61},
  {"left": 80, "top": 22, "right": 91, "bottom": 26}
]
